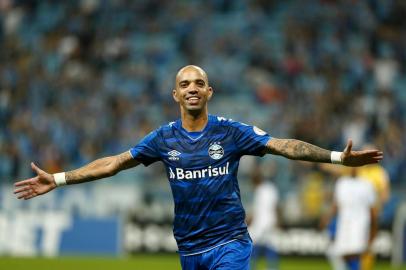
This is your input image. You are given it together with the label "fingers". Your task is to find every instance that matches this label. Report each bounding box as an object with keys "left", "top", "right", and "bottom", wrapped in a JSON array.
[
  {"left": 17, "top": 190, "right": 32, "bottom": 200},
  {"left": 361, "top": 150, "right": 384, "bottom": 161},
  {"left": 14, "top": 163, "right": 51, "bottom": 200},
  {"left": 362, "top": 150, "right": 383, "bottom": 155},
  {"left": 14, "top": 176, "right": 39, "bottom": 200},
  {"left": 31, "top": 162, "right": 44, "bottom": 174},
  {"left": 14, "top": 184, "right": 38, "bottom": 200},
  {"left": 14, "top": 179, "right": 34, "bottom": 200},
  {"left": 15, "top": 162, "right": 43, "bottom": 188},
  {"left": 343, "top": 139, "right": 353, "bottom": 154},
  {"left": 17, "top": 190, "right": 37, "bottom": 200},
  {"left": 14, "top": 185, "right": 32, "bottom": 195},
  {"left": 14, "top": 177, "right": 35, "bottom": 187},
  {"left": 357, "top": 151, "right": 383, "bottom": 165},
  {"left": 24, "top": 193, "right": 37, "bottom": 200},
  {"left": 373, "top": 153, "right": 384, "bottom": 161}
]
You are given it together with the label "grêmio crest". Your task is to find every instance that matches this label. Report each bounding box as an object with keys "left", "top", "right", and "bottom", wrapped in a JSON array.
[{"left": 208, "top": 142, "right": 224, "bottom": 160}]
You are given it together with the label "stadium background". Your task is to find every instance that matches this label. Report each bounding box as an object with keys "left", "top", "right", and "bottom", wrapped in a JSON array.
[{"left": 1, "top": 0, "right": 406, "bottom": 269}]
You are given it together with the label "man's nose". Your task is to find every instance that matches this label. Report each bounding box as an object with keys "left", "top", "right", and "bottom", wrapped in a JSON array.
[{"left": 187, "top": 85, "right": 198, "bottom": 93}]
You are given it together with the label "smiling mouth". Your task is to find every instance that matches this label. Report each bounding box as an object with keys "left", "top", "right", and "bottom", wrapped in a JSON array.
[{"left": 186, "top": 96, "right": 200, "bottom": 103}]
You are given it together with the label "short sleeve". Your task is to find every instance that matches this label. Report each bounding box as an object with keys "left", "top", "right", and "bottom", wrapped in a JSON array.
[
  {"left": 229, "top": 121, "right": 271, "bottom": 156},
  {"left": 129, "top": 130, "right": 161, "bottom": 166}
]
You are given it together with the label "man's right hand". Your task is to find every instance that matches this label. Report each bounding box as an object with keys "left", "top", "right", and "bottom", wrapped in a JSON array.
[{"left": 14, "top": 162, "right": 57, "bottom": 200}]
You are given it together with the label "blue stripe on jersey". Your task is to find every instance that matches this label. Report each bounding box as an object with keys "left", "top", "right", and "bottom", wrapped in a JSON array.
[{"left": 129, "top": 115, "right": 271, "bottom": 255}]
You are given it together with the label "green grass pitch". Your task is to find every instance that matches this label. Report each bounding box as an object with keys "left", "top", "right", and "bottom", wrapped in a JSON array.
[{"left": 0, "top": 255, "right": 403, "bottom": 270}]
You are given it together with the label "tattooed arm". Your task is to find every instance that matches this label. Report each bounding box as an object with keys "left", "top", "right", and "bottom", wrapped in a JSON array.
[
  {"left": 265, "top": 138, "right": 383, "bottom": 166},
  {"left": 14, "top": 151, "right": 140, "bottom": 200},
  {"left": 265, "top": 138, "right": 331, "bottom": 163},
  {"left": 65, "top": 151, "right": 139, "bottom": 184}
]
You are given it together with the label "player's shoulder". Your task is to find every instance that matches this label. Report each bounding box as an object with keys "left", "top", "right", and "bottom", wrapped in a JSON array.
[
  {"left": 161, "top": 120, "right": 177, "bottom": 130},
  {"left": 212, "top": 115, "right": 248, "bottom": 128},
  {"left": 143, "top": 120, "right": 178, "bottom": 139},
  {"left": 212, "top": 115, "right": 269, "bottom": 136},
  {"left": 153, "top": 120, "right": 179, "bottom": 138}
]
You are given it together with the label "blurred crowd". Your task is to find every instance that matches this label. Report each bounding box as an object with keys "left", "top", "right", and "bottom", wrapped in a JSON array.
[{"left": 1, "top": 0, "right": 405, "bottom": 224}]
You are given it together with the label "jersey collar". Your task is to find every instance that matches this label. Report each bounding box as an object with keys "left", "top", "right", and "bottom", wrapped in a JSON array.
[{"left": 175, "top": 115, "right": 214, "bottom": 142}]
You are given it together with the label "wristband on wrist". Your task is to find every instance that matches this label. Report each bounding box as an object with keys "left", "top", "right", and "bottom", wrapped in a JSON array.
[
  {"left": 331, "top": 151, "right": 343, "bottom": 164},
  {"left": 53, "top": 172, "right": 67, "bottom": 186}
]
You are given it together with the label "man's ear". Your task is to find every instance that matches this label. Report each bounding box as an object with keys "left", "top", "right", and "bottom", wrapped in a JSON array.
[
  {"left": 172, "top": 89, "right": 180, "bottom": 102},
  {"left": 207, "top": 87, "right": 213, "bottom": 100}
]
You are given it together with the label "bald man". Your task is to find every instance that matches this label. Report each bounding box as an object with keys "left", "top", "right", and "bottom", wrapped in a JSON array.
[{"left": 14, "top": 65, "right": 383, "bottom": 270}]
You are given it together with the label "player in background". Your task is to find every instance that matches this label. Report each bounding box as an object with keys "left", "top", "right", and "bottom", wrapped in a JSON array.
[
  {"left": 324, "top": 168, "right": 378, "bottom": 270},
  {"left": 320, "top": 146, "right": 390, "bottom": 270},
  {"left": 320, "top": 182, "right": 348, "bottom": 270},
  {"left": 357, "top": 146, "right": 390, "bottom": 270},
  {"left": 248, "top": 160, "right": 280, "bottom": 270},
  {"left": 13, "top": 65, "right": 383, "bottom": 270}
]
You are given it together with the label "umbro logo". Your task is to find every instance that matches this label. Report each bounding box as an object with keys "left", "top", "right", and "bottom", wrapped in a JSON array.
[{"left": 168, "top": 150, "right": 181, "bottom": 161}]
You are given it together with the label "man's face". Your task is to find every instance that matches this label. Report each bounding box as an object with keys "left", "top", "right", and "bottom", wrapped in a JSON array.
[{"left": 173, "top": 67, "right": 213, "bottom": 113}]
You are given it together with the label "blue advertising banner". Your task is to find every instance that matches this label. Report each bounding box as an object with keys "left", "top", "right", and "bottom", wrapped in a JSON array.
[
  {"left": 0, "top": 211, "right": 121, "bottom": 256},
  {"left": 60, "top": 216, "right": 122, "bottom": 255}
]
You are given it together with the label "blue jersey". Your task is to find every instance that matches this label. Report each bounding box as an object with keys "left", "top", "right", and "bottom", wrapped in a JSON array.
[{"left": 129, "top": 115, "right": 271, "bottom": 255}]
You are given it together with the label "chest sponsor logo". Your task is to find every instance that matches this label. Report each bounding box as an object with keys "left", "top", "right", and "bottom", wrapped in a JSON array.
[
  {"left": 168, "top": 162, "right": 229, "bottom": 180},
  {"left": 168, "top": 150, "right": 181, "bottom": 161},
  {"left": 208, "top": 142, "right": 224, "bottom": 160}
]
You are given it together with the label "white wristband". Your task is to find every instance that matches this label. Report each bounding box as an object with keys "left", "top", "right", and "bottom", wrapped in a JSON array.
[
  {"left": 53, "top": 172, "right": 67, "bottom": 186},
  {"left": 331, "top": 151, "right": 343, "bottom": 164}
]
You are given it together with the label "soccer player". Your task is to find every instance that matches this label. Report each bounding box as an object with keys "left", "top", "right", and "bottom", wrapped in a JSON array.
[
  {"left": 319, "top": 146, "right": 390, "bottom": 270},
  {"left": 14, "top": 65, "right": 383, "bottom": 270},
  {"left": 248, "top": 162, "right": 280, "bottom": 270},
  {"left": 357, "top": 158, "right": 390, "bottom": 270},
  {"left": 330, "top": 168, "right": 377, "bottom": 270}
]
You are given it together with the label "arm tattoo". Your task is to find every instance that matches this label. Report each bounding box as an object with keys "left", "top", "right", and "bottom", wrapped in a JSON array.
[
  {"left": 65, "top": 152, "right": 137, "bottom": 185},
  {"left": 266, "top": 138, "right": 331, "bottom": 163},
  {"left": 65, "top": 156, "right": 115, "bottom": 184},
  {"left": 115, "top": 151, "right": 137, "bottom": 170},
  {"left": 65, "top": 170, "right": 91, "bottom": 185}
]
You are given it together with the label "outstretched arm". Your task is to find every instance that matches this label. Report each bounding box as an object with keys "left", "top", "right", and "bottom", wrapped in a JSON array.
[
  {"left": 265, "top": 138, "right": 383, "bottom": 166},
  {"left": 64, "top": 151, "right": 139, "bottom": 184},
  {"left": 14, "top": 151, "right": 140, "bottom": 200}
]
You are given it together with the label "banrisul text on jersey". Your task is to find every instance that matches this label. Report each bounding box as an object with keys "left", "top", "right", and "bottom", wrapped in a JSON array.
[{"left": 169, "top": 162, "right": 229, "bottom": 180}]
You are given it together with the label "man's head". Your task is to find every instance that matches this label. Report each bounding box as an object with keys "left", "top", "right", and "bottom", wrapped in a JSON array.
[{"left": 173, "top": 65, "right": 213, "bottom": 116}]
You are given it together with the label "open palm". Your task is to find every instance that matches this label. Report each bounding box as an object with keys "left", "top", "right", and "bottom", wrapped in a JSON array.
[
  {"left": 14, "top": 162, "right": 56, "bottom": 200},
  {"left": 341, "top": 140, "right": 383, "bottom": 167}
]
